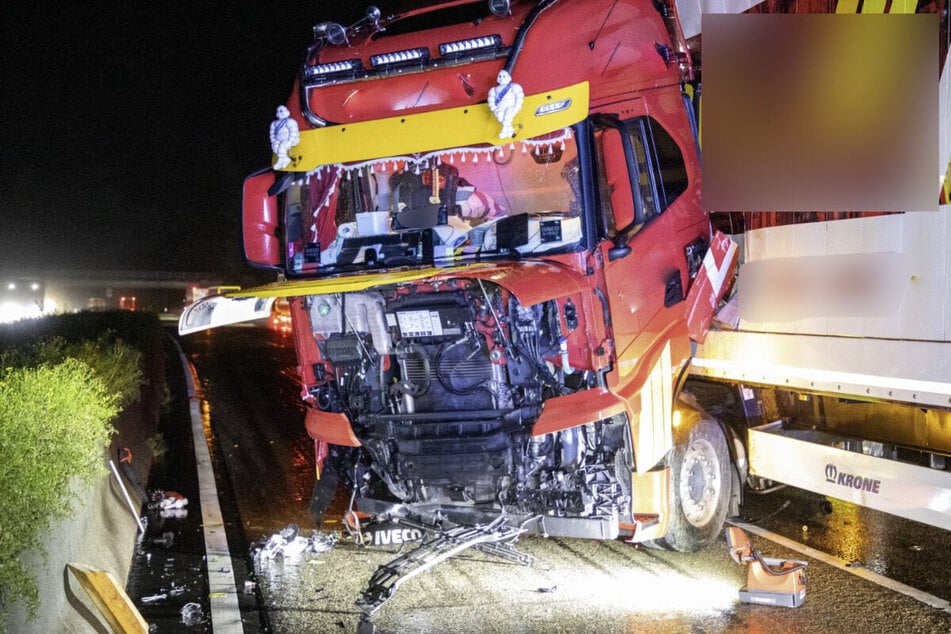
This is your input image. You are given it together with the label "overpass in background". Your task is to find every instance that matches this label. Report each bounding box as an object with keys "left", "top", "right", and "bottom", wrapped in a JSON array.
[{"left": 0, "top": 269, "right": 235, "bottom": 318}]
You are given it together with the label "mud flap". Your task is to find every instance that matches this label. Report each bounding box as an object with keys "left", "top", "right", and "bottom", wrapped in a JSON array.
[{"left": 627, "top": 467, "right": 671, "bottom": 543}]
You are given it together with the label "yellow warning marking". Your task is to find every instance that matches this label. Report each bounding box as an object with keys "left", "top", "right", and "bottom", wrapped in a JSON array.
[
  {"left": 836, "top": 0, "right": 860, "bottom": 13},
  {"left": 838, "top": 0, "right": 915, "bottom": 15},
  {"left": 860, "top": 0, "right": 887, "bottom": 13},
  {"left": 888, "top": 0, "right": 917, "bottom": 13},
  {"left": 941, "top": 157, "right": 951, "bottom": 204},
  {"left": 67, "top": 563, "right": 148, "bottom": 634},
  {"left": 230, "top": 264, "right": 494, "bottom": 299}
]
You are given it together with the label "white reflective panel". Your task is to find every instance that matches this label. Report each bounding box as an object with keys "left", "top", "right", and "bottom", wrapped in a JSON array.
[
  {"left": 179, "top": 294, "right": 275, "bottom": 335},
  {"left": 749, "top": 422, "right": 951, "bottom": 531}
]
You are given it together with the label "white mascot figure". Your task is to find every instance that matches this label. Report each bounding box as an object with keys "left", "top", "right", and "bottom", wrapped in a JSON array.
[
  {"left": 487, "top": 70, "right": 524, "bottom": 139},
  {"left": 270, "top": 105, "right": 300, "bottom": 170}
]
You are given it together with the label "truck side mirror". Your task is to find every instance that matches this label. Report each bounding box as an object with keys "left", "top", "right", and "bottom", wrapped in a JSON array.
[
  {"left": 607, "top": 244, "right": 632, "bottom": 261},
  {"left": 243, "top": 169, "right": 282, "bottom": 270}
]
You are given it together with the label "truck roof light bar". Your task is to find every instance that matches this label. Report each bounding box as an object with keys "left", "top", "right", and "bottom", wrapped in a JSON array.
[
  {"left": 370, "top": 47, "right": 430, "bottom": 68},
  {"left": 439, "top": 34, "right": 501, "bottom": 56},
  {"left": 303, "top": 59, "right": 364, "bottom": 80}
]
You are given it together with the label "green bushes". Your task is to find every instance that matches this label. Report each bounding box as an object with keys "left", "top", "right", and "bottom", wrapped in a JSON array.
[
  {"left": 2, "top": 335, "right": 145, "bottom": 410},
  {"left": 0, "top": 312, "right": 154, "bottom": 625}
]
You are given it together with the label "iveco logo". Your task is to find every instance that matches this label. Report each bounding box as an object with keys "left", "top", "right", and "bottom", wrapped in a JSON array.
[
  {"left": 824, "top": 463, "right": 882, "bottom": 494},
  {"left": 361, "top": 527, "right": 423, "bottom": 547},
  {"left": 535, "top": 99, "right": 571, "bottom": 116}
]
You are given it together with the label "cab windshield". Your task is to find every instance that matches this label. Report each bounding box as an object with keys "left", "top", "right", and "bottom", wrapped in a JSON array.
[{"left": 283, "top": 127, "right": 582, "bottom": 275}]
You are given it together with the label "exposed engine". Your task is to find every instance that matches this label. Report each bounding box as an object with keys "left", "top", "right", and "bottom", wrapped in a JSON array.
[{"left": 307, "top": 280, "right": 632, "bottom": 537}]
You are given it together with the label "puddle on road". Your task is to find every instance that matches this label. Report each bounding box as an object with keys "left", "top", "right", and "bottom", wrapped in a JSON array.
[{"left": 126, "top": 504, "right": 212, "bottom": 631}]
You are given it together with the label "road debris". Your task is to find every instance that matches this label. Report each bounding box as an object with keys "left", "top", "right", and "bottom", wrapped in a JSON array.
[
  {"left": 109, "top": 458, "right": 147, "bottom": 534},
  {"left": 180, "top": 602, "right": 202, "bottom": 626},
  {"left": 357, "top": 516, "right": 532, "bottom": 616},
  {"left": 257, "top": 524, "right": 340, "bottom": 561},
  {"left": 148, "top": 490, "right": 189, "bottom": 518},
  {"left": 726, "top": 526, "right": 808, "bottom": 608},
  {"left": 309, "top": 531, "right": 339, "bottom": 553}
]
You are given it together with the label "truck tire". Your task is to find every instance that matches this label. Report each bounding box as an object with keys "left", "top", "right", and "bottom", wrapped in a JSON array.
[{"left": 651, "top": 416, "right": 731, "bottom": 552}]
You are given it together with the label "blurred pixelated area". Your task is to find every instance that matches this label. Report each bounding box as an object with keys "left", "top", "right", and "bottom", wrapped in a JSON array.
[{"left": 697, "top": 0, "right": 948, "bottom": 213}]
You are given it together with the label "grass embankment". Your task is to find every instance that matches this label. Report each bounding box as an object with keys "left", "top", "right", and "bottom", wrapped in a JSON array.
[{"left": 0, "top": 311, "right": 161, "bottom": 627}]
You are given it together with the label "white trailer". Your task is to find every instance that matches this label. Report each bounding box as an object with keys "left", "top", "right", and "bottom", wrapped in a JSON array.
[{"left": 689, "top": 210, "right": 951, "bottom": 531}]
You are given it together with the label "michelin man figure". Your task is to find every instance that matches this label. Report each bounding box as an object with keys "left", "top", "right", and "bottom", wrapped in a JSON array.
[
  {"left": 487, "top": 70, "right": 524, "bottom": 139},
  {"left": 270, "top": 105, "right": 300, "bottom": 169}
]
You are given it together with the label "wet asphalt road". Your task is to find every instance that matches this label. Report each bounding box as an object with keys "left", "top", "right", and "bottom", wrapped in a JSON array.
[{"left": 130, "top": 324, "right": 951, "bottom": 633}]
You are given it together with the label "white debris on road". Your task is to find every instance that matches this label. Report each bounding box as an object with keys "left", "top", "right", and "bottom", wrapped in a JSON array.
[{"left": 256, "top": 524, "right": 339, "bottom": 561}]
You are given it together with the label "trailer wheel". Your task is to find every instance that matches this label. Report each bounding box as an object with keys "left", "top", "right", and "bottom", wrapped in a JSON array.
[{"left": 652, "top": 416, "right": 731, "bottom": 552}]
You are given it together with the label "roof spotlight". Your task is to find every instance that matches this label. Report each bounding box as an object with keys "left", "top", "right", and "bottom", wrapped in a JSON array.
[
  {"left": 488, "top": 0, "right": 511, "bottom": 16},
  {"left": 314, "top": 22, "right": 348, "bottom": 46},
  {"left": 326, "top": 22, "right": 349, "bottom": 46}
]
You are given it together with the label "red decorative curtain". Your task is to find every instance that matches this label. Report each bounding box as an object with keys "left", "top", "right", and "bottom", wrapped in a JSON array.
[{"left": 306, "top": 166, "right": 341, "bottom": 247}]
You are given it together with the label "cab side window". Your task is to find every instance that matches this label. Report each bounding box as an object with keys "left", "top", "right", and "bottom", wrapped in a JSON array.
[
  {"left": 647, "top": 118, "right": 688, "bottom": 208},
  {"left": 628, "top": 119, "right": 660, "bottom": 222},
  {"left": 596, "top": 116, "right": 688, "bottom": 239}
]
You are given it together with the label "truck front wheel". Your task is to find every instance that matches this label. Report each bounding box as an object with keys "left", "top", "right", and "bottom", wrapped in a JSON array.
[{"left": 653, "top": 416, "right": 731, "bottom": 552}]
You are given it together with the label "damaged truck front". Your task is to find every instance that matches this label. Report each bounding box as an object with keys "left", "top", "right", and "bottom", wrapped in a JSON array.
[{"left": 182, "top": 0, "right": 737, "bottom": 552}]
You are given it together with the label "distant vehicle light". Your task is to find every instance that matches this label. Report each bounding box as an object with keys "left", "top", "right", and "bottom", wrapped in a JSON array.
[
  {"left": 7, "top": 283, "right": 15, "bottom": 290},
  {"left": 439, "top": 35, "right": 501, "bottom": 56},
  {"left": 0, "top": 300, "right": 41, "bottom": 323},
  {"left": 370, "top": 47, "right": 429, "bottom": 68}
]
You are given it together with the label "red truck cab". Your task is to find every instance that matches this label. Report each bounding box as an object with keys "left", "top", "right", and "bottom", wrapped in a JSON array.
[{"left": 230, "top": 0, "right": 735, "bottom": 551}]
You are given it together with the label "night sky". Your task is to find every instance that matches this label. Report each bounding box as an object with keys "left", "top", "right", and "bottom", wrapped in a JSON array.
[{"left": 1, "top": 2, "right": 408, "bottom": 279}]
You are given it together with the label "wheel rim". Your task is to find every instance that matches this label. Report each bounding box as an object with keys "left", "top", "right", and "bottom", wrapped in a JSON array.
[{"left": 679, "top": 437, "right": 721, "bottom": 527}]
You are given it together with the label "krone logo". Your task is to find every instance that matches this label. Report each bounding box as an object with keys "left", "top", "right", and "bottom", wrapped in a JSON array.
[
  {"left": 825, "top": 463, "right": 837, "bottom": 483},
  {"left": 823, "top": 462, "right": 881, "bottom": 494}
]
